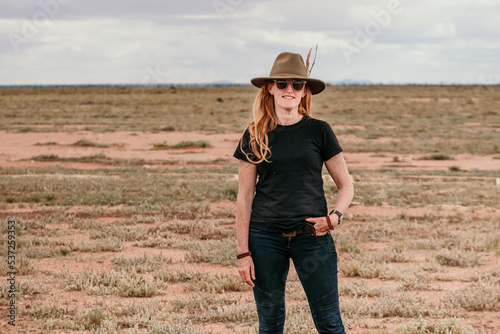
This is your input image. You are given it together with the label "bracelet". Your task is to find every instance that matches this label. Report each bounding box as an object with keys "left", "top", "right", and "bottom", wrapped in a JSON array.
[
  {"left": 326, "top": 215, "right": 334, "bottom": 230},
  {"left": 236, "top": 251, "right": 252, "bottom": 260},
  {"left": 329, "top": 209, "right": 343, "bottom": 225}
]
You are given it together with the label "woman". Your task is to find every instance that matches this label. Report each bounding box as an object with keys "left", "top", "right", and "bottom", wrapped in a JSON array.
[{"left": 233, "top": 51, "right": 354, "bottom": 334}]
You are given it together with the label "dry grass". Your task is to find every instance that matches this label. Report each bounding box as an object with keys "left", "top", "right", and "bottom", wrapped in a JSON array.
[
  {"left": 64, "top": 267, "right": 163, "bottom": 297},
  {"left": 0, "top": 85, "right": 498, "bottom": 333},
  {"left": 1, "top": 85, "right": 499, "bottom": 153}
]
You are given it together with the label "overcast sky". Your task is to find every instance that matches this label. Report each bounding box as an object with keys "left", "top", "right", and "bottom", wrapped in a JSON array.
[{"left": 0, "top": 0, "right": 499, "bottom": 85}]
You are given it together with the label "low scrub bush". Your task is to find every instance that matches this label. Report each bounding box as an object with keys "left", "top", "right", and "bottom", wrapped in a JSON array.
[
  {"left": 65, "top": 268, "right": 163, "bottom": 297},
  {"left": 434, "top": 249, "right": 483, "bottom": 267},
  {"left": 443, "top": 281, "right": 500, "bottom": 311}
]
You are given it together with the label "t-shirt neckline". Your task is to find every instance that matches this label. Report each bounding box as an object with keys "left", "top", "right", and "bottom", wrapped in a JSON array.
[{"left": 276, "top": 115, "right": 308, "bottom": 129}]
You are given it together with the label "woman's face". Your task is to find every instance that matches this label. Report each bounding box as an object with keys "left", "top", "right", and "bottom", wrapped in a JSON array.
[{"left": 268, "top": 79, "right": 306, "bottom": 112}]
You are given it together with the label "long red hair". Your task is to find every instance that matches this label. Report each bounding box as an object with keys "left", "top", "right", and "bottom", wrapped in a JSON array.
[{"left": 241, "top": 82, "right": 312, "bottom": 164}]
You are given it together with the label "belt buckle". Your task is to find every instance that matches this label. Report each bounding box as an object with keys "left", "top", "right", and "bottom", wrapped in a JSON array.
[{"left": 282, "top": 231, "right": 297, "bottom": 237}]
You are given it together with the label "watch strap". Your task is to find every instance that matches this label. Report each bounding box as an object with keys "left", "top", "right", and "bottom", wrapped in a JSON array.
[{"left": 329, "top": 209, "right": 343, "bottom": 225}]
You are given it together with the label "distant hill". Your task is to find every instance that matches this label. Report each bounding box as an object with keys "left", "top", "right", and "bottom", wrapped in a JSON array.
[
  {"left": 331, "top": 79, "right": 373, "bottom": 85},
  {"left": 210, "top": 80, "right": 235, "bottom": 85},
  {"left": 208, "top": 79, "right": 375, "bottom": 86}
]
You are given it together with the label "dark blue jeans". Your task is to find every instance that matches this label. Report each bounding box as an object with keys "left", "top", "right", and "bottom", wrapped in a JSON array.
[{"left": 249, "top": 228, "right": 346, "bottom": 334}]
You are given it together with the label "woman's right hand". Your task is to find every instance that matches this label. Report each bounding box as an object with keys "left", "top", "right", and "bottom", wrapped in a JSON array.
[{"left": 238, "top": 256, "right": 255, "bottom": 287}]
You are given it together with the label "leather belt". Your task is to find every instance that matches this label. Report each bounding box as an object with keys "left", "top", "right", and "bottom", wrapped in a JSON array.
[{"left": 282, "top": 223, "right": 316, "bottom": 237}]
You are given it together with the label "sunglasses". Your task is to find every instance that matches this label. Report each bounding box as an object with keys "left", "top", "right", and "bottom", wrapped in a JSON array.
[{"left": 274, "top": 80, "right": 306, "bottom": 91}]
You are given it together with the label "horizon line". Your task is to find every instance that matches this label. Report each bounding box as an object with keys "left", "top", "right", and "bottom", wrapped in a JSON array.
[{"left": 1, "top": 82, "right": 499, "bottom": 88}]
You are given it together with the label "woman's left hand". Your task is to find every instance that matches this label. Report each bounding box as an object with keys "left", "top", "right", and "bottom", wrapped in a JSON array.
[{"left": 305, "top": 215, "right": 338, "bottom": 236}]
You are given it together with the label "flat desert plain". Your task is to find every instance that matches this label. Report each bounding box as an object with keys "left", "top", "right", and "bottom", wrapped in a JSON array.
[{"left": 0, "top": 85, "right": 499, "bottom": 333}]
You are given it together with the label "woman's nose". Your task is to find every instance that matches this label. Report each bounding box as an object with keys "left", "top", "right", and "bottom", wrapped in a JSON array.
[{"left": 284, "top": 82, "right": 294, "bottom": 92}]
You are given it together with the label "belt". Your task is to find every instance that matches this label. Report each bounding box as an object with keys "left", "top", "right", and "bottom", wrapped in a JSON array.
[{"left": 282, "top": 223, "right": 316, "bottom": 237}]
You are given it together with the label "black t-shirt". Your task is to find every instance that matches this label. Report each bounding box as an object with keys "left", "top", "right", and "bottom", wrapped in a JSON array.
[{"left": 233, "top": 116, "right": 342, "bottom": 233}]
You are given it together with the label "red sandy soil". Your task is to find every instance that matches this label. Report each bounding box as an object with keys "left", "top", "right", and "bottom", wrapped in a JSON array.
[
  {"left": 0, "top": 130, "right": 498, "bottom": 333},
  {"left": 1, "top": 130, "right": 500, "bottom": 172}
]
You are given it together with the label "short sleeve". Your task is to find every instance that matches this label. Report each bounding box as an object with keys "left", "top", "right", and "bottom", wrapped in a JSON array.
[
  {"left": 233, "top": 129, "right": 253, "bottom": 162},
  {"left": 321, "top": 122, "right": 343, "bottom": 161}
]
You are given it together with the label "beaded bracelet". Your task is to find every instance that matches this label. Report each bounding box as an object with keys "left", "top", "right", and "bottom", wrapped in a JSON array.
[{"left": 236, "top": 251, "right": 252, "bottom": 260}]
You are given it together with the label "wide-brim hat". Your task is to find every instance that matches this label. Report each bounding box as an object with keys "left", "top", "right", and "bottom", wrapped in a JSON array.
[{"left": 251, "top": 52, "right": 326, "bottom": 95}]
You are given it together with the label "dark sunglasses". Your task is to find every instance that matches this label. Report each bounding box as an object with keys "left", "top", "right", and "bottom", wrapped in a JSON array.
[{"left": 274, "top": 80, "right": 306, "bottom": 91}]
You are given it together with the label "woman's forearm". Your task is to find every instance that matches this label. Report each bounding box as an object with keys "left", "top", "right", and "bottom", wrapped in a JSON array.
[
  {"left": 325, "top": 153, "right": 354, "bottom": 215},
  {"left": 333, "top": 183, "right": 354, "bottom": 214},
  {"left": 236, "top": 196, "right": 253, "bottom": 254},
  {"left": 235, "top": 160, "right": 257, "bottom": 254}
]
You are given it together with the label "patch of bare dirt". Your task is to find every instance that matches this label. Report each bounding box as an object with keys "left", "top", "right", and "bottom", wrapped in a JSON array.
[
  {"left": 2, "top": 130, "right": 499, "bottom": 173},
  {"left": 0, "top": 130, "right": 239, "bottom": 168},
  {"left": 345, "top": 152, "right": 500, "bottom": 171}
]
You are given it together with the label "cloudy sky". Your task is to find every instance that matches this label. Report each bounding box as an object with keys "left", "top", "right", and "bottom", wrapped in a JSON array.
[{"left": 0, "top": 0, "right": 499, "bottom": 85}]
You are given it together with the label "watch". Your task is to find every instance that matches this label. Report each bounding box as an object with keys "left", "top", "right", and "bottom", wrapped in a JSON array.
[{"left": 329, "top": 209, "right": 343, "bottom": 225}]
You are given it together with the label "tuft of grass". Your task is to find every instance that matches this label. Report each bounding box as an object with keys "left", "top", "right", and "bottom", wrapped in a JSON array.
[
  {"left": 135, "top": 234, "right": 190, "bottom": 249},
  {"left": 342, "top": 293, "right": 432, "bottom": 319},
  {"left": 147, "top": 321, "right": 213, "bottom": 334},
  {"left": 20, "top": 303, "right": 77, "bottom": 320},
  {"left": 340, "top": 259, "right": 388, "bottom": 279},
  {"left": 71, "top": 139, "right": 109, "bottom": 148},
  {"left": 10, "top": 253, "right": 37, "bottom": 275},
  {"left": 443, "top": 281, "right": 500, "bottom": 311},
  {"left": 66, "top": 153, "right": 111, "bottom": 163},
  {"left": 159, "top": 125, "right": 176, "bottom": 132},
  {"left": 184, "top": 239, "right": 237, "bottom": 266},
  {"left": 370, "top": 247, "right": 413, "bottom": 263},
  {"left": 371, "top": 294, "right": 432, "bottom": 318},
  {"left": 23, "top": 245, "right": 71, "bottom": 259},
  {"left": 333, "top": 233, "right": 362, "bottom": 254},
  {"left": 80, "top": 308, "right": 107, "bottom": 330},
  {"left": 113, "top": 253, "right": 172, "bottom": 273},
  {"left": 0, "top": 281, "right": 50, "bottom": 301},
  {"left": 32, "top": 154, "right": 60, "bottom": 161},
  {"left": 152, "top": 140, "right": 212, "bottom": 150},
  {"left": 171, "top": 140, "right": 212, "bottom": 149},
  {"left": 153, "top": 267, "right": 248, "bottom": 293},
  {"left": 152, "top": 141, "right": 168, "bottom": 149},
  {"left": 398, "top": 271, "right": 434, "bottom": 291},
  {"left": 65, "top": 268, "right": 163, "bottom": 297},
  {"left": 165, "top": 220, "right": 234, "bottom": 240},
  {"left": 30, "top": 153, "right": 112, "bottom": 163},
  {"left": 170, "top": 294, "right": 256, "bottom": 323},
  {"left": 434, "top": 249, "right": 482, "bottom": 267},
  {"left": 14, "top": 127, "right": 38, "bottom": 133},
  {"left": 433, "top": 317, "right": 476, "bottom": 334},
  {"left": 115, "top": 274, "right": 161, "bottom": 298},
  {"left": 339, "top": 280, "right": 391, "bottom": 297},
  {"left": 421, "top": 154, "right": 453, "bottom": 160},
  {"left": 399, "top": 316, "right": 475, "bottom": 334},
  {"left": 72, "top": 236, "right": 124, "bottom": 252}
]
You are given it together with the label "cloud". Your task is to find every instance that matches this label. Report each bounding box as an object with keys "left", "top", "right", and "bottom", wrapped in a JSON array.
[
  {"left": 0, "top": 0, "right": 498, "bottom": 85},
  {"left": 0, "top": 0, "right": 209, "bottom": 19}
]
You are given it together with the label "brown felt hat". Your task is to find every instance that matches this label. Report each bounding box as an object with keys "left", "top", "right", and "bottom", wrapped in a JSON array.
[{"left": 251, "top": 52, "right": 326, "bottom": 95}]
